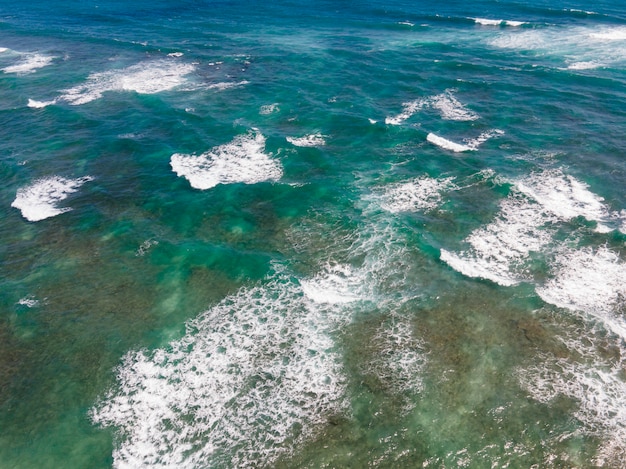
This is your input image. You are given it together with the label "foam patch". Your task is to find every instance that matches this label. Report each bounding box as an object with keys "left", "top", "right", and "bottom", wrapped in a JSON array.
[
  {"left": 91, "top": 267, "right": 348, "bottom": 468},
  {"left": 11, "top": 175, "right": 94, "bottom": 222},
  {"left": 170, "top": 131, "right": 282, "bottom": 190},
  {"left": 375, "top": 176, "right": 457, "bottom": 213},
  {"left": 58, "top": 59, "right": 195, "bottom": 105}
]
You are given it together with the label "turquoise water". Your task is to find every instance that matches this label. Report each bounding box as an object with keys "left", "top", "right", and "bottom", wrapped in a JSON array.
[{"left": 1, "top": 1, "right": 626, "bottom": 467}]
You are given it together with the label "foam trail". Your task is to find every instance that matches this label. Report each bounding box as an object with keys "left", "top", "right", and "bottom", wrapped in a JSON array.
[
  {"left": 375, "top": 176, "right": 457, "bottom": 213},
  {"left": 170, "top": 131, "right": 282, "bottom": 190},
  {"left": 91, "top": 267, "right": 347, "bottom": 468},
  {"left": 11, "top": 176, "right": 94, "bottom": 222},
  {"left": 58, "top": 60, "right": 195, "bottom": 105},
  {"left": 2, "top": 53, "right": 55, "bottom": 74}
]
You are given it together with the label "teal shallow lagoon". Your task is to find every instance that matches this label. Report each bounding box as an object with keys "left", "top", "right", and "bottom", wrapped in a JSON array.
[{"left": 1, "top": 1, "right": 626, "bottom": 467}]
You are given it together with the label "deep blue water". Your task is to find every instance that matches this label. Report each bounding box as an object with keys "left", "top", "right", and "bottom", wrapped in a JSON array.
[{"left": 1, "top": 1, "right": 626, "bottom": 467}]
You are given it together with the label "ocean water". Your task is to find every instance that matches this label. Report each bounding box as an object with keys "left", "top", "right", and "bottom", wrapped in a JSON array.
[{"left": 1, "top": 0, "right": 626, "bottom": 467}]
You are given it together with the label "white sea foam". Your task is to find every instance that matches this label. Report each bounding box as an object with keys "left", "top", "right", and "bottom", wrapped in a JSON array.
[
  {"left": 519, "top": 313, "right": 626, "bottom": 466},
  {"left": 427, "top": 130, "right": 503, "bottom": 153},
  {"left": 205, "top": 80, "right": 249, "bottom": 91},
  {"left": 170, "top": 131, "right": 282, "bottom": 190},
  {"left": 11, "top": 175, "right": 94, "bottom": 222},
  {"left": 259, "top": 103, "right": 279, "bottom": 115},
  {"left": 473, "top": 18, "right": 525, "bottom": 27},
  {"left": 91, "top": 267, "right": 347, "bottom": 468},
  {"left": 536, "top": 246, "right": 626, "bottom": 338},
  {"left": 167, "top": 52, "right": 184, "bottom": 57},
  {"left": 58, "top": 60, "right": 195, "bottom": 105},
  {"left": 567, "top": 61, "right": 604, "bottom": 70},
  {"left": 2, "top": 53, "right": 55, "bottom": 74},
  {"left": 300, "top": 263, "right": 361, "bottom": 304},
  {"left": 386, "top": 90, "right": 479, "bottom": 125},
  {"left": 427, "top": 133, "right": 473, "bottom": 152},
  {"left": 286, "top": 133, "right": 327, "bottom": 147},
  {"left": 17, "top": 295, "right": 40, "bottom": 308},
  {"left": 441, "top": 168, "right": 612, "bottom": 285},
  {"left": 489, "top": 25, "right": 626, "bottom": 70},
  {"left": 376, "top": 176, "right": 457, "bottom": 213},
  {"left": 516, "top": 168, "right": 613, "bottom": 232},
  {"left": 136, "top": 239, "right": 159, "bottom": 257},
  {"left": 367, "top": 317, "right": 426, "bottom": 398},
  {"left": 590, "top": 27, "right": 626, "bottom": 41},
  {"left": 27, "top": 98, "right": 57, "bottom": 108}
]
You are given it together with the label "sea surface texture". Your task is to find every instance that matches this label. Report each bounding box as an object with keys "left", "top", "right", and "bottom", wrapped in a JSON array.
[{"left": 2, "top": 1, "right": 626, "bottom": 467}]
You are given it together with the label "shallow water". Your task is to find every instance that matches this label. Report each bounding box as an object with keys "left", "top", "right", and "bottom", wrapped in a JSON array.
[{"left": 1, "top": 1, "right": 626, "bottom": 467}]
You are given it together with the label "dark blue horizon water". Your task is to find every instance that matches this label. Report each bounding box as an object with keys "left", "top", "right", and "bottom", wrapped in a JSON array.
[{"left": 1, "top": 1, "right": 626, "bottom": 467}]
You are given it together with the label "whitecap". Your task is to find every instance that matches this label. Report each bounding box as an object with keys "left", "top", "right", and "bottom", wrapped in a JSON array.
[
  {"left": 426, "top": 133, "right": 474, "bottom": 152},
  {"left": 2, "top": 53, "right": 55, "bottom": 74},
  {"left": 11, "top": 175, "right": 94, "bottom": 222},
  {"left": 170, "top": 131, "right": 282, "bottom": 190},
  {"left": 536, "top": 246, "right": 626, "bottom": 338},
  {"left": 473, "top": 18, "right": 525, "bottom": 27},
  {"left": 58, "top": 60, "right": 195, "bottom": 105},
  {"left": 386, "top": 90, "right": 479, "bottom": 125},
  {"left": 440, "top": 168, "right": 618, "bottom": 285},
  {"left": 515, "top": 168, "right": 612, "bottom": 232},
  {"left": 286, "top": 133, "right": 327, "bottom": 147},
  {"left": 27, "top": 98, "right": 57, "bottom": 108},
  {"left": 91, "top": 267, "right": 347, "bottom": 468},
  {"left": 301, "top": 263, "right": 361, "bottom": 304},
  {"left": 375, "top": 176, "right": 457, "bottom": 213}
]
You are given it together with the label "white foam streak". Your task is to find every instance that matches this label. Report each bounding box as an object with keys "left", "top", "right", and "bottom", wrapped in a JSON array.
[
  {"left": 11, "top": 176, "right": 93, "bottom": 222},
  {"left": 91, "top": 269, "right": 347, "bottom": 468},
  {"left": 58, "top": 60, "right": 195, "bottom": 105},
  {"left": 170, "top": 131, "right": 282, "bottom": 190},
  {"left": 2, "top": 53, "right": 55, "bottom": 74},
  {"left": 286, "top": 133, "right": 327, "bottom": 147}
]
